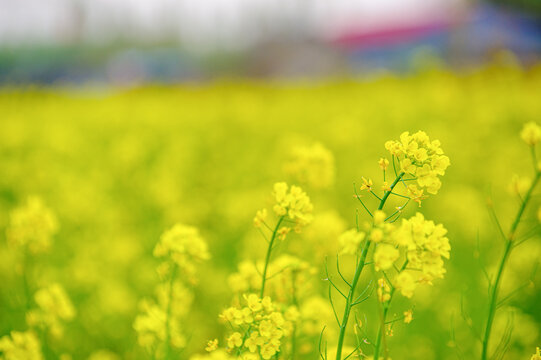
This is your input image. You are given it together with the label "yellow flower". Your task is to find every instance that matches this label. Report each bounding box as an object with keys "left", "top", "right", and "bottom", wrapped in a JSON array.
[
  {"left": 400, "top": 158, "right": 416, "bottom": 174},
  {"left": 386, "top": 131, "right": 449, "bottom": 196},
  {"left": 403, "top": 309, "right": 413, "bottom": 324},
  {"left": 377, "top": 278, "right": 391, "bottom": 302},
  {"left": 360, "top": 177, "right": 373, "bottom": 191},
  {"left": 509, "top": 174, "right": 531, "bottom": 195},
  {"left": 395, "top": 271, "right": 417, "bottom": 298},
  {"left": 276, "top": 226, "right": 291, "bottom": 241},
  {"left": 531, "top": 347, "right": 541, "bottom": 360},
  {"left": 153, "top": 224, "right": 210, "bottom": 280},
  {"left": 386, "top": 325, "right": 394, "bottom": 337},
  {"left": 407, "top": 185, "right": 427, "bottom": 207},
  {"left": 521, "top": 121, "right": 541, "bottom": 146},
  {"left": 220, "top": 295, "right": 292, "bottom": 358},
  {"left": 339, "top": 229, "right": 365, "bottom": 255},
  {"left": 205, "top": 339, "right": 218, "bottom": 352},
  {"left": 26, "top": 283, "right": 75, "bottom": 338},
  {"left": 6, "top": 197, "right": 58, "bottom": 254},
  {"left": 244, "top": 294, "right": 263, "bottom": 312},
  {"left": 381, "top": 181, "right": 392, "bottom": 192},
  {"left": 374, "top": 244, "right": 399, "bottom": 271},
  {"left": 284, "top": 142, "right": 335, "bottom": 189},
  {"left": 373, "top": 210, "right": 386, "bottom": 225},
  {"left": 253, "top": 209, "right": 267, "bottom": 228},
  {"left": 369, "top": 228, "right": 384, "bottom": 243},
  {"left": 271, "top": 182, "right": 313, "bottom": 230},
  {"left": 133, "top": 298, "right": 186, "bottom": 353},
  {"left": 226, "top": 332, "right": 243, "bottom": 349},
  {"left": 378, "top": 158, "right": 389, "bottom": 171},
  {"left": 0, "top": 331, "right": 43, "bottom": 360},
  {"left": 392, "top": 213, "right": 450, "bottom": 288}
]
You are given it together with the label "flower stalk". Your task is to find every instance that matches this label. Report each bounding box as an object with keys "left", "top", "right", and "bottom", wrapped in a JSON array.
[
  {"left": 260, "top": 216, "right": 285, "bottom": 297},
  {"left": 334, "top": 172, "right": 404, "bottom": 360},
  {"left": 481, "top": 169, "right": 540, "bottom": 360}
]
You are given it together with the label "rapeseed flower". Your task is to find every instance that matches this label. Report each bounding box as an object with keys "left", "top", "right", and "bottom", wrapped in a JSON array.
[
  {"left": 0, "top": 331, "right": 43, "bottom": 360},
  {"left": 6, "top": 197, "right": 58, "bottom": 254}
]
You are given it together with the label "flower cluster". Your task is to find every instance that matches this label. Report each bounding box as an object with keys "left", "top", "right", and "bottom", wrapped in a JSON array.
[
  {"left": 134, "top": 223, "right": 208, "bottom": 358},
  {"left": 298, "top": 296, "right": 334, "bottom": 337},
  {"left": 26, "top": 283, "right": 75, "bottom": 338},
  {"left": 392, "top": 213, "right": 450, "bottom": 297},
  {"left": 284, "top": 142, "right": 335, "bottom": 189},
  {"left": 374, "top": 244, "right": 399, "bottom": 271},
  {"left": 219, "top": 294, "right": 295, "bottom": 359},
  {"left": 521, "top": 121, "right": 541, "bottom": 146},
  {"left": 0, "top": 331, "right": 43, "bottom": 360},
  {"left": 153, "top": 224, "right": 210, "bottom": 281},
  {"left": 385, "top": 131, "right": 450, "bottom": 195},
  {"left": 338, "top": 229, "right": 365, "bottom": 255},
  {"left": 377, "top": 278, "right": 391, "bottom": 303},
  {"left": 271, "top": 182, "right": 313, "bottom": 231},
  {"left": 531, "top": 347, "right": 541, "bottom": 360},
  {"left": 6, "top": 197, "right": 58, "bottom": 254},
  {"left": 133, "top": 298, "right": 186, "bottom": 354},
  {"left": 302, "top": 211, "right": 346, "bottom": 263},
  {"left": 340, "top": 211, "right": 394, "bottom": 256}
]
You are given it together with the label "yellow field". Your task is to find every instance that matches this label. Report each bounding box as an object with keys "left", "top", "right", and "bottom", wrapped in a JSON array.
[{"left": 1, "top": 64, "right": 540, "bottom": 360}]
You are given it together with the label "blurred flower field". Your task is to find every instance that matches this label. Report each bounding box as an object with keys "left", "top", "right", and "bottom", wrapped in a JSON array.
[{"left": 1, "top": 64, "right": 541, "bottom": 360}]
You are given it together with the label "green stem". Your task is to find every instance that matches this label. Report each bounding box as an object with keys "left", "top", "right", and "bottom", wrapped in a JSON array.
[
  {"left": 481, "top": 170, "right": 540, "bottom": 360},
  {"left": 260, "top": 216, "right": 285, "bottom": 298},
  {"left": 335, "top": 172, "right": 405, "bottom": 360},
  {"left": 165, "top": 264, "right": 178, "bottom": 360},
  {"left": 22, "top": 248, "right": 31, "bottom": 311},
  {"left": 373, "top": 260, "right": 409, "bottom": 360},
  {"left": 291, "top": 272, "right": 298, "bottom": 360}
]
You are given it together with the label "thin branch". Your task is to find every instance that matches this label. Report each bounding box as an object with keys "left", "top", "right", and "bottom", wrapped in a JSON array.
[{"left": 336, "top": 255, "right": 352, "bottom": 288}]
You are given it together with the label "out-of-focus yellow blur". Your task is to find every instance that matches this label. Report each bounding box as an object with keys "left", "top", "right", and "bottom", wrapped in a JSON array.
[{"left": 1, "top": 63, "right": 540, "bottom": 359}]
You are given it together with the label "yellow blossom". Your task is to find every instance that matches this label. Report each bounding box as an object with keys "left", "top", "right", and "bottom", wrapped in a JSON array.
[
  {"left": 373, "top": 210, "right": 386, "bottom": 225},
  {"left": 226, "top": 332, "right": 242, "bottom": 349},
  {"left": 276, "top": 226, "right": 291, "bottom": 241},
  {"left": 509, "top": 175, "right": 531, "bottom": 195},
  {"left": 395, "top": 271, "right": 417, "bottom": 298},
  {"left": 6, "top": 197, "right": 58, "bottom": 254},
  {"left": 531, "top": 347, "right": 541, "bottom": 360},
  {"left": 403, "top": 309, "right": 413, "bottom": 324},
  {"left": 377, "top": 278, "right": 391, "bottom": 302},
  {"left": 220, "top": 295, "right": 292, "bottom": 358},
  {"left": 205, "top": 339, "right": 218, "bottom": 352},
  {"left": 271, "top": 182, "right": 313, "bottom": 230},
  {"left": 369, "top": 228, "right": 384, "bottom": 242},
  {"left": 153, "top": 224, "right": 210, "bottom": 280},
  {"left": 339, "top": 229, "right": 365, "bottom": 255},
  {"left": 386, "top": 131, "right": 449, "bottom": 196},
  {"left": 374, "top": 244, "right": 399, "bottom": 271},
  {"left": 0, "top": 331, "right": 43, "bottom": 360},
  {"left": 407, "top": 185, "right": 427, "bottom": 207},
  {"left": 521, "top": 121, "right": 541, "bottom": 146},
  {"left": 285, "top": 142, "right": 335, "bottom": 189},
  {"left": 392, "top": 213, "right": 450, "bottom": 289},
  {"left": 378, "top": 158, "right": 389, "bottom": 171},
  {"left": 253, "top": 209, "right": 268, "bottom": 228},
  {"left": 26, "top": 283, "right": 75, "bottom": 338},
  {"left": 360, "top": 177, "right": 373, "bottom": 191}
]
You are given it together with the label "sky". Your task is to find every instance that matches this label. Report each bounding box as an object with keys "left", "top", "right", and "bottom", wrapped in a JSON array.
[{"left": 0, "top": 0, "right": 465, "bottom": 50}]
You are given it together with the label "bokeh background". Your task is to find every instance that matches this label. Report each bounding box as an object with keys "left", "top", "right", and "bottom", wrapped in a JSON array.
[{"left": 0, "top": 0, "right": 540, "bottom": 359}]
